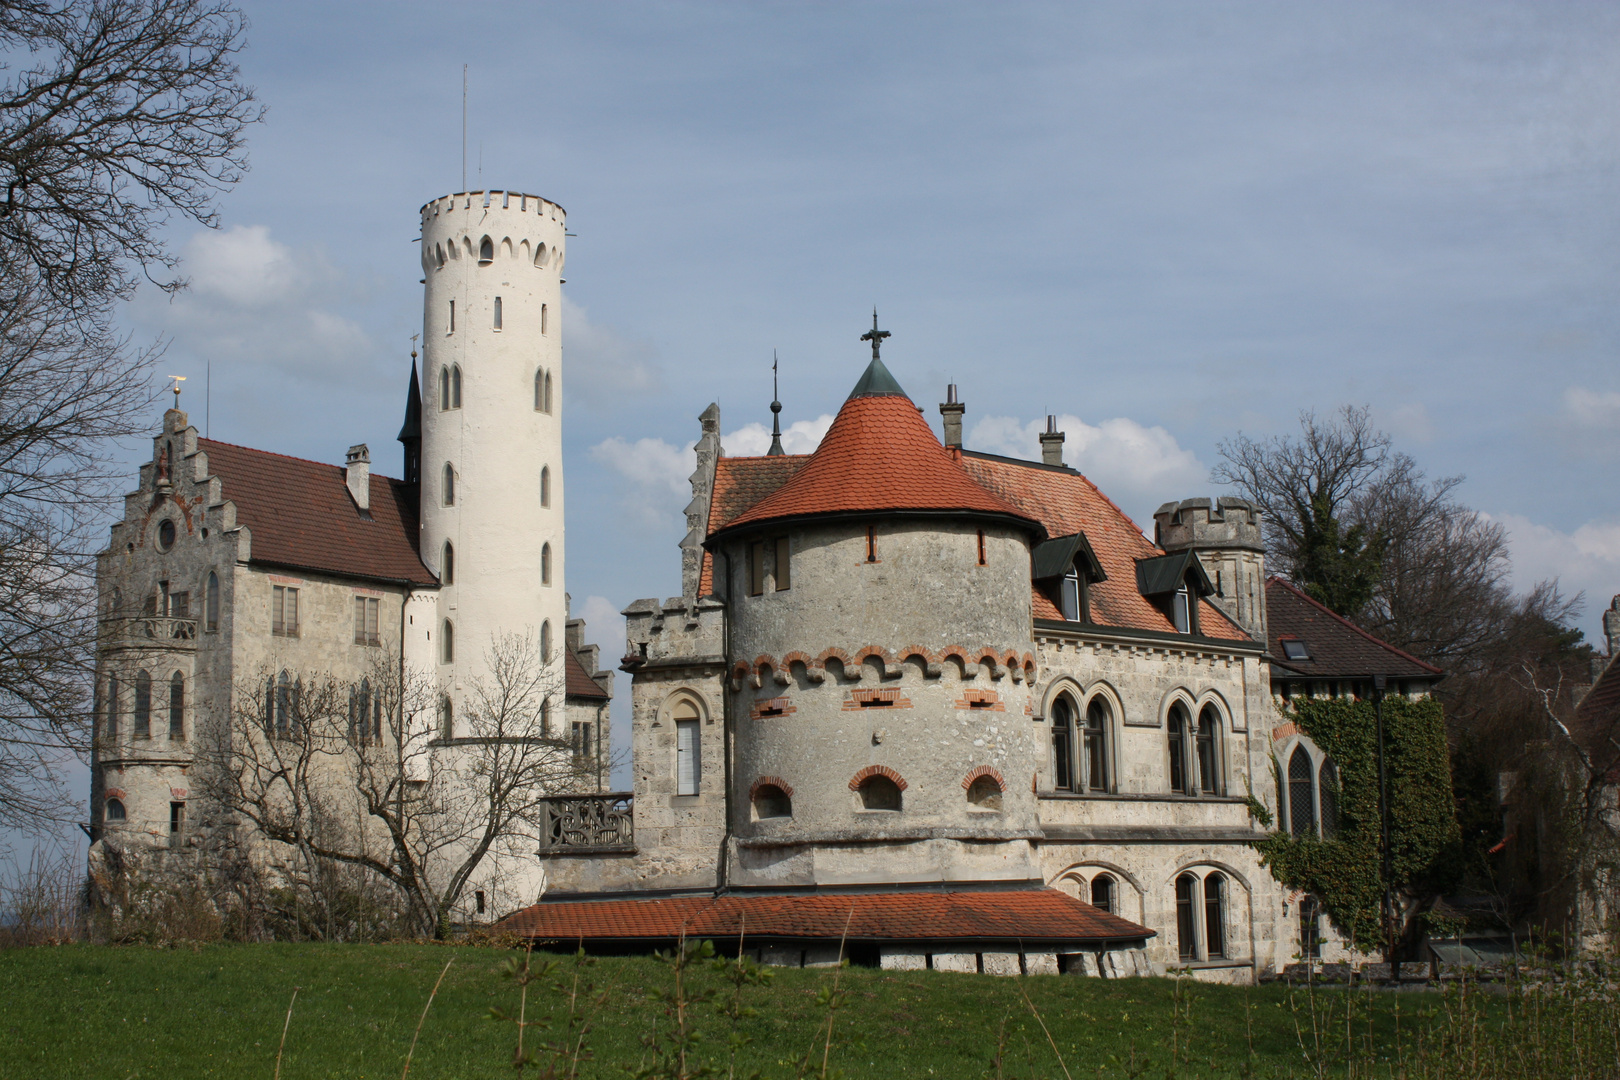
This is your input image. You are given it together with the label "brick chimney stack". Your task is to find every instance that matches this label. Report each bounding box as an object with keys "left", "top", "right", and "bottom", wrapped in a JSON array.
[
  {"left": 346, "top": 444, "right": 370, "bottom": 511},
  {"left": 1039, "top": 415, "right": 1065, "bottom": 467}
]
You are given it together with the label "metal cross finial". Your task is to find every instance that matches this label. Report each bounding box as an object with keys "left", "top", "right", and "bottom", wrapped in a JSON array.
[
  {"left": 860, "top": 307, "right": 890, "bottom": 362},
  {"left": 410, "top": 332, "right": 420, "bottom": 361},
  {"left": 167, "top": 375, "right": 186, "bottom": 406}
]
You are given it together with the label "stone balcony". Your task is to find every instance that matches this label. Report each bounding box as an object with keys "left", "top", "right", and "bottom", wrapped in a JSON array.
[
  {"left": 537, "top": 792, "right": 634, "bottom": 856},
  {"left": 100, "top": 615, "right": 199, "bottom": 651}
]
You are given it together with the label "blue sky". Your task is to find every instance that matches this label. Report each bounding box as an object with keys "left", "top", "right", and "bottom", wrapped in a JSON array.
[{"left": 102, "top": 1, "right": 1620, "bottom": 792}]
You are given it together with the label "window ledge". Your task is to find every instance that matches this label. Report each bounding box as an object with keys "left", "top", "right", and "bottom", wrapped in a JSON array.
[
  {"left": 1168, "top": 959, "right": 1254, "bottom": 971},
  {"left": 1038, "top": 791, "right": 1248, "bottom": 804}
]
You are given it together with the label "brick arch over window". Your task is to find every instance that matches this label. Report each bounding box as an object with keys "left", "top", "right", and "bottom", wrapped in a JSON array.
[
  {"left": 848, "top": 764, "right": 907, "bottom": 792},
  {"left": 750, "top": 775, "right": 795, "bottom": 800},
  {"left": 960, "top": 765, "right": 1006, "bottom": 792}
]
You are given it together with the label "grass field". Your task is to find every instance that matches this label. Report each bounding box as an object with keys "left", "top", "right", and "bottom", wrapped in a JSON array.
[{"left": 0, "top": 942, "right": 1478, "bottom": 1079}]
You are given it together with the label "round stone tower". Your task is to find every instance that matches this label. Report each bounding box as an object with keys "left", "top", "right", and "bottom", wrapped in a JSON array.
[
  {"left": 418, "top": 191, "right": 567, "bottom": 721},
  {"left": 708, "top": 352, "right": 1049, "bottom": 888}
]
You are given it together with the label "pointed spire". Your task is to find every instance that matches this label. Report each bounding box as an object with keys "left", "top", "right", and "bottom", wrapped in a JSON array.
[
  {"left": 397, "top": 337, "right": 422, "bottom": 488},
  {"left": 767, "top": 349, "right": 785, "bottom": 456}
]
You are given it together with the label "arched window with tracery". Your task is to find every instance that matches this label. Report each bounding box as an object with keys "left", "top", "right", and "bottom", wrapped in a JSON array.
[
  {"left": 1167, "top": 703, "right": 1191, "bottom": 794},
  {"left": 1288, "top": 746, "right": 1316, "bottom": 837},
  {"left": 1174, "top": 873, "right": 1198, "bottom": 961},
  {"left": 1204, "top": 872, "right": 1227, "bottom": 959},
  {"left": 134, "top": 670, "right": 151, "bottom": 737},
  {"left": 1050, "top": 695, "right": 1076, "bottom": 792},
  {"left": 1084, "top": 697, "right": 1110, "bottom": 792},
  {"left": 168, "top": 672, "right": 184, "bottom": 739},
  {"left": 1318, "top": 759, "right": 1340, "bottom": 838},
  {"left": 1196, "top": 704, "right": 1221, "bottom": 794}
]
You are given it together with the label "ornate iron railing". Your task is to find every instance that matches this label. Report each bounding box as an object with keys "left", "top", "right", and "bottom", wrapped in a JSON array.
[{"left": 537, "top": 792, "right": 634, "bottom": 854}]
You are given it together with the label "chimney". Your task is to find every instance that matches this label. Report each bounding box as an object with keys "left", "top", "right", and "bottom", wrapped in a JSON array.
[
  {"left": 1605, "top": 594, "right": 1620, "bottom": 660},
  {"left": 940, "top": 383, "right": 965, "bottom": 448},
  {"left": 346, "top": 444, "right": 371, "bottom": 511},
  {"left": 1039, "top": 415, "right": 1066, "bottom": 466}
]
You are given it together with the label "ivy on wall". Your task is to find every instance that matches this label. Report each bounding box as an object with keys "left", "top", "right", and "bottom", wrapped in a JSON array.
[{"left": 1254, "top": 696, "right": 1465, "bottom": 955}]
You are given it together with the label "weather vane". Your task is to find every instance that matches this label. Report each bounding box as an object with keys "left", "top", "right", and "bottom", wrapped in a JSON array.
[
  {"left": 860, "top": 308, "right": 890, "bottom": 362},
  {"left": 768, "top": 350, "right": 784, "bottom": 456},
  {"left": 167, "top": 375, "right": 187, "bottom": 406}
]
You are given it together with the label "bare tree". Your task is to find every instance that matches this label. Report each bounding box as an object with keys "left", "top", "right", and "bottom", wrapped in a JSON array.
[
  {"left": 1213, "top": 405, "right": 1390, "bottom": 618},
  {"left": 0, "top": 0, "right": 262, "bottom": 311},
  {"left": 203, "top": 633, "right": 596, "bottom": 939},
  {"left": 0, "top": 0, "right": 259, "bottom": 831}
]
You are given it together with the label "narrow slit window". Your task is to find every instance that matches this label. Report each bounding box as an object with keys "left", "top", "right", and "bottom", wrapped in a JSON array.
[
  {"left": 1175, "top": 873, "right": 1198, "bottom": 961},
  {"left": 1051, "top": 697, "right": 1076, "bottom": 792},
  {"left": 977, "top": 529, "right": 986, "bottom": 566},
  {"left": 443, "top": 463, "right": 455, "bottom": 506},
  {"left": 540, "top": 466, "right": 550, "bottom": 507},
  {"left": 774, "top": 537, "right": 791, "bottom": 590},
  {"left": 748, "top": 541, "right": 765, "bottom": 596},
  {"left": 442, "top": 541, "right": 455, "bottom": 585},
  {"left": 448, "top": 299, "right": 455, "bottom": 333},
  {"left": 205, "top": 572, "right": 219, "bottom": 632},
  {"left": 1204, "top": 873, "right": 1227, "bottom": 959},
  {"left": 106, "top": 673, "right": 120, "bottom": 740},
  {"left": 451, "top": 365, "right": 462, "bottom": 408},
  {"left": 493, "top": 295, "right": 502, "bottom": 330},
  {"left": 442, "top": 619, "right": 454, "bottom": 663},
  {"left": 440, "top": 366, "right": 451, "bottom": 409},
  {"left": 1167, "top": 704, "right": 1189, "bottom": 794},
  {"left": 168, "top": 672, "right": 184, "bottom": 739},
  {"left": 541, "top": 303, "right": 548, "bottom": 335},
  {"left": 1196, "top": 705, "right": 1220, "bottom": 794},
  {"left": 541, "top": 542, "right": 552, "bottom": 585},
  {"left": 540, "top": 620, "right": 552, "bottom": 661},
  {"left": 866, "top": 525, "right": 877, "bottom": 563},
  {"left": 134, "top": 670, "right": 151, "bottom": 736}
]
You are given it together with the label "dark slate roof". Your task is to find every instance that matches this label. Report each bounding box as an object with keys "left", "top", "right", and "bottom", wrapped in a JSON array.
[
  {"left": 847, "top": 355, "right": 908, "bottom": 398},
  {"left": 565, "top": 649, "right": 609, "bottom": 700},
  {"left": 199, "top": 439, "right": 437, "bottom": 586},
  {"left": 499, "top": 887, "right": 1154, "bottom": 944},
  {"left": 1570, "top": 656, "right": 1620, "bottom": 783},
  {"left": 397, "top": 360, "right": 421, "bottom": 442},
  {"left": 1265, "top": 577, "right": 1442, "bottom": 680}
]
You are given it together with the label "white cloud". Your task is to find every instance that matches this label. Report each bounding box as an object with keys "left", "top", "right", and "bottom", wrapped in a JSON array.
[
  {"left": 1564, "top": 387, "right": 1620, "bottom": 428},
  {"left": 183, "top": 224, "right": 304, "bottom": 307},
  {"left": 578, "top": 594, "right": 626, "bottom": 653},
  {"left": 967, "top": 413, "right": 1206, "bottom": 524},
  {"left": 1384, "top": 402, "right": 1435, "bottom": 444},
  {"left": 721, "top": 414, "right": 833, "bottom": 457},
  {"left": 1494, "top": 512, "right": 1620, "bottom": 647},
  {"left": 589, "top": 436, "right": 692, "bottom": 532},
  {"left": 562, "top": 297, "right": 662, "bottom": 409}
]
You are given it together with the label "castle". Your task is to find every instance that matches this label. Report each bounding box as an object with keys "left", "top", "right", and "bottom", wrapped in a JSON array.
[{"left": 91, "top": 188, "right": 1442, "bottom": 976}]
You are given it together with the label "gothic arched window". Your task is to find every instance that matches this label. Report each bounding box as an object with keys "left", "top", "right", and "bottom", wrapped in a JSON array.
[
  {"left": 168, "top": 672, "right": 184, "bottom": 739},
  {"left": 440, "top": 365, "right": 451, "bottom": 409},
  {"left": 1084, "top": 697, "right": 1110, "bottom": 792},
  {"left": 442, "top": 541, "right": 455, "bottom": 585},
  {"left": 1167, "top": 703, "right": 1191, "bottom": 794},
  {"left": 1175, "top": 873, "right": 1198, "bottom": 961},
  {"left": 1204, "top": 872, "right": 1227, "bottom": 959},
  {"left": 479, "top": 235, "right": 494, "bottom": 263},
  {"left": 1050, "top": 696, "right": 1076, "bottom": 792},
  {"left": 442, "top": 620, "right": 454, "bottom": 663},
  {"left": 1288, "top": 746, "right": 1316, "bottom": 837},
  {"left": 451, "top": 365, "right": 462, "bottom": 408},
  {"left": 1319, "top": 759, "right": 1340, "bottom": 838},
  {"left": 1196, "top": 704, "right": 1221, "bottom": 794},
  {"left": 541, "top": 542, "right": 552, "bottom": 586},
  {"left": 543, "top": 371, "right": 553, "bottom": 414},
  {"left": 134, "top": 670, "right": 152, "bottom": 737}
]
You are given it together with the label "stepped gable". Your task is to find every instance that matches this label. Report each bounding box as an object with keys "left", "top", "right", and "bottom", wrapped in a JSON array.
[
  {"left": 961, "top": 453, "right": 1249, "bottom": 641},
  {"left": 499, "top": 887, "right": 1154, "bottom": 944},
  {"left": 564, "top": 648, "right": 610, "bottom": 700},
  {"left": 199, "top": 439, "right": 437, "bottom": 586},
  {"left": 697, "top": 454, "right": 809, "bottom": 595},
  {"left": 714, "top": 360, "right": 1040, "bottom": 538},
  {"left": 1264, "top": 578, "right": 1442, "bottom": 678}
]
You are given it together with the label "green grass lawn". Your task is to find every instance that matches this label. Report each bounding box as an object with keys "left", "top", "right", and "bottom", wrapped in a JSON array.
[{"left": 0, "top": 943, "right": 1455, "bottom": 1079}]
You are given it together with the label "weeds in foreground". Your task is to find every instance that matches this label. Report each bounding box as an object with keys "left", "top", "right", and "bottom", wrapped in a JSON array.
[{"left": 491, "top": 944, "right": 605, "bottom": 1078}]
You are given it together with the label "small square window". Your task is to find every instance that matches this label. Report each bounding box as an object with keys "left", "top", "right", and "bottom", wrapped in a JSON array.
[{"left": 1281, "top": 639, "right": 1311, "bottom": 661}]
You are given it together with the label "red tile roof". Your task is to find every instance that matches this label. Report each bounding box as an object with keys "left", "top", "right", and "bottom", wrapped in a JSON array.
[
  {"left": 499, "top": 888, "right": 1153, "bottom": 943},
  {"left": 716, "top": 395, "right": 1039, "bottom": 537},
  {"left": 1265, "top": 578, "right": 1442, "bottom": 680},
  {"left": 699, "top": 455, "right": 809, "bottom": 595},
  {"left": 565, "top": 648, "right": 610, "bottom": 700},
  {"left": 198, "top": 439, "right": 436, "bottom": 586},
  {"left": 961, "top": 453, "right": 1249, "bottom": 642}
]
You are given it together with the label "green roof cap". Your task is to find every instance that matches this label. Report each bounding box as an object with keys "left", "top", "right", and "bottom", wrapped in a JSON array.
[{"left": 848, "top": 356, "right": 909, "bottom": 400}]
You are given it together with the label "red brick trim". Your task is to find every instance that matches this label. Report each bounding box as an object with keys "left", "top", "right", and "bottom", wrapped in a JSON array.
[
  {"left": 750, "top": 696, "right": 796, "bottom": 720},
  {"left": 961, "top": 766, "right": 1006, "bottom": 792},
  {"left": 1271, "top": 722, "right": 1300, "bottom": 743},
  {"left": 104, "top": 787, "right": 127, "bottom": 800},
  {"left": 843, "top": 688, "right": 912, "bottom": 710},
  {"left": 849, "top": 764, "right": 907, "bottom": 791},
  {"left": 954, "top": 688, "right": 1005, "bottom": 711},
  {"left": 751, "top": 775, "right": 795, "bottom": 800}
]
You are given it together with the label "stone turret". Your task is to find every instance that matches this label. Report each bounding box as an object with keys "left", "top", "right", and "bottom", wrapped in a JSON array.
[
  {"left": 1155, "top": 497, "right": 1267, "bottom": 643},
  {"left": 1604, "top": 595, "right": 1620, "bottom": 660}
]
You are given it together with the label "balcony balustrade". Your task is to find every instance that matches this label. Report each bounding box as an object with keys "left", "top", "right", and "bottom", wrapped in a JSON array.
[
  {"left": 101, "top": 615, "right": 198, "bottom": 649},
  {"left": 537, "top": 792, "right": 634, "bottom": 855}
]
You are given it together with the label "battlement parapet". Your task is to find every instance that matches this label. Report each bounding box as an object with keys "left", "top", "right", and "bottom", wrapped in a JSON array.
[
  {"left": 1154, "top": 496, "right": 1264, "bottom": 553},
  {"left": 419, "top": 190, "right": 566, "bottom": 221},
  {"left": 622, "top": 596, "right": 725, "bottom": 671}
]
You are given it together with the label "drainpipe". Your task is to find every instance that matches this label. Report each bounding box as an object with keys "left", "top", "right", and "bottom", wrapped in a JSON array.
[{"left": 716, "top": 547, "right": 734, "bottom": 895}]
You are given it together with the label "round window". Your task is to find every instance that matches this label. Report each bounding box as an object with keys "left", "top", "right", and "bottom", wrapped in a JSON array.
[{"left": 156, "top": 519, "right": 176, "bottom": 551}]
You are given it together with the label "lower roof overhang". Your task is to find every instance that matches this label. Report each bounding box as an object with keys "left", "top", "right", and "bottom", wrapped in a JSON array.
[{"left": 497, "top": 886, "right": 1153, "bottom": 947}]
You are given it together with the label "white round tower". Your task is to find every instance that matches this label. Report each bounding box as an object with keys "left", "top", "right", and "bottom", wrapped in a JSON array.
[{"left": 418, "top": 190, "right": 567, "bottom": 727}]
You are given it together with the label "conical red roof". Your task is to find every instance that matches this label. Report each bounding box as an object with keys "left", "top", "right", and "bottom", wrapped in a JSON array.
[{"left": 718, "top": 371, "right": 1040, "bottom": 536}]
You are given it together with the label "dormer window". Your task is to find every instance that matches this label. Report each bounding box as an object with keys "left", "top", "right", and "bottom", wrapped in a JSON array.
[
  {"left": 1061, "top": 568, "right": 1084, "bottom": 622},
  {"left": 1135, "top": 550, "right": 1212, "bottom": 636},
  {"left": 1033, "top": 532, "right": 1105, "bottom": 624},
  {"left": 1173, "top": 582, "right": 1191, "bottom": 634}
]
